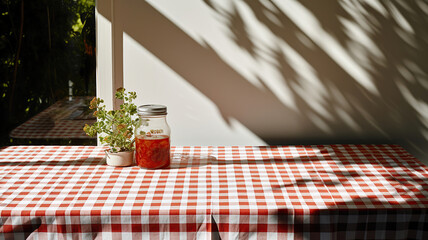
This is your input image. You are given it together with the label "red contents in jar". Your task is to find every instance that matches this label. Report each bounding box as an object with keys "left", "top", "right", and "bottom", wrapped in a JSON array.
[{"left": 136, "top": 135, "right": 170, "bottom": 169}]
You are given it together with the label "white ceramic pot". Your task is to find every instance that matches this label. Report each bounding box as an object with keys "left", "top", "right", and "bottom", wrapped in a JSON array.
[{"left": 105, "top": 150, "right": 134, "bottom": 167}]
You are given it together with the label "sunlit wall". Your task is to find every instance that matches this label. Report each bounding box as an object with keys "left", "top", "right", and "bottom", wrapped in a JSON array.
[{"left": 97, "top": 0, "right": 428, "bottom": 162}]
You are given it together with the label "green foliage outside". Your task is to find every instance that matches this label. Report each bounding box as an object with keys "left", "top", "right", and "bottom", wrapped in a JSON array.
[{"left": 0, "top": 0, "right": 95, "bottom": 146}]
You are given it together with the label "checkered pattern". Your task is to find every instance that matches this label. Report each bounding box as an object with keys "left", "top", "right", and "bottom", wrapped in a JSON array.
[
  {"left": 9, "top": 97, "right": 96, "bottom": 139},
  {"left": 210, "top": 145, "right": 428, "bottom": 240},
  {"left": 0, "top": 145, "right": 427, "bottom": 239}
]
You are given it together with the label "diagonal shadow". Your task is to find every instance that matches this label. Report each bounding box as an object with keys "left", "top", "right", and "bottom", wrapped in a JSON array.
[
  {"left": 97, "top": 1, "right": 428, "bottom": 160},
  {"left": 220, "top": 0, "right": 428, "bottom": 155},
  {"left": 105, "top": 0, "right": 323, "bottom": 142}
]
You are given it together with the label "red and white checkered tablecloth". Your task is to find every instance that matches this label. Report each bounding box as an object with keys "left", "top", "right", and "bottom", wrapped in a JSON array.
[
  {"left": 9, "top": 97, "right": 96, "bottom": 139},
  {"left": 0, "top": 145, "right": 427, "bottom": 239}
]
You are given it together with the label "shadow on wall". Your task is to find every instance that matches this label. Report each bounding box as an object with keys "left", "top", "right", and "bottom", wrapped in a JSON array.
[{"left": 97, "top": 1, "right": 428, "bottom": 159}]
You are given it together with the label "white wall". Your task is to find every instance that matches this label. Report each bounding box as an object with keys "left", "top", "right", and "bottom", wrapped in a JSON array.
[
  {"left": 96, "top": 0, "right": 428, "bottom": 163},
  {"left": 95, "top": 0, "right": 113, "bottom": 110}
]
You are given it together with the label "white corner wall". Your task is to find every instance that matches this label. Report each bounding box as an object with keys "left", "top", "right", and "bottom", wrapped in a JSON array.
[{"left": 96, "top": 0, "right": 428, "bottom": 164}]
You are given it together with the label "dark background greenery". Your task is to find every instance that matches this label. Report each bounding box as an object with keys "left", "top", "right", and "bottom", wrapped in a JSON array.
[{"left": 0, "top": 0, "right": 96, "bottom": 146}]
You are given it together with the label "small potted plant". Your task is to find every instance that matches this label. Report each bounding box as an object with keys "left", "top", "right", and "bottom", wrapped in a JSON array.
[{"left": 83, "top": 88, "right": 139, "bottom": 166}]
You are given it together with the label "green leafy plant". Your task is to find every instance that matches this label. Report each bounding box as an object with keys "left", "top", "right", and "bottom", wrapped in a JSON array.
[{"left": 83, "top": 88, "right": 139, "bottom": 152}]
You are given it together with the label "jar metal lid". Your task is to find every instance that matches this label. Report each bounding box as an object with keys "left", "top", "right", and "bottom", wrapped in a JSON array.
[{"left": 137, "top": 104, "right": 167, "bottom": 116}]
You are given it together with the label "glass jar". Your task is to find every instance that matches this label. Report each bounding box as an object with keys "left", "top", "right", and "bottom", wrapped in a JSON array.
[{"left": 135, "top": 104, "right": 171, "bottom": 169}]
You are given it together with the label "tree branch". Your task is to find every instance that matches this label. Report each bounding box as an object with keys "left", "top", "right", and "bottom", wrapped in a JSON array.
[{"left": 9, "top": 0, "right": 24, "bottom": 112}]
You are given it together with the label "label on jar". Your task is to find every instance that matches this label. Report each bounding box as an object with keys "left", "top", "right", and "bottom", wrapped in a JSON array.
[{"left": 138, "top": 129, "right": 164, "bottom": 137}]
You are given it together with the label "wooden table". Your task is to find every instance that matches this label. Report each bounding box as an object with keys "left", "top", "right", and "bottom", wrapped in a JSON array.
[
  {"left": 0, "top": 145, "right": 427, "bottom": 239},
  {"left": 9, "top": 97, "right": 96, "bottom": 140}
]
